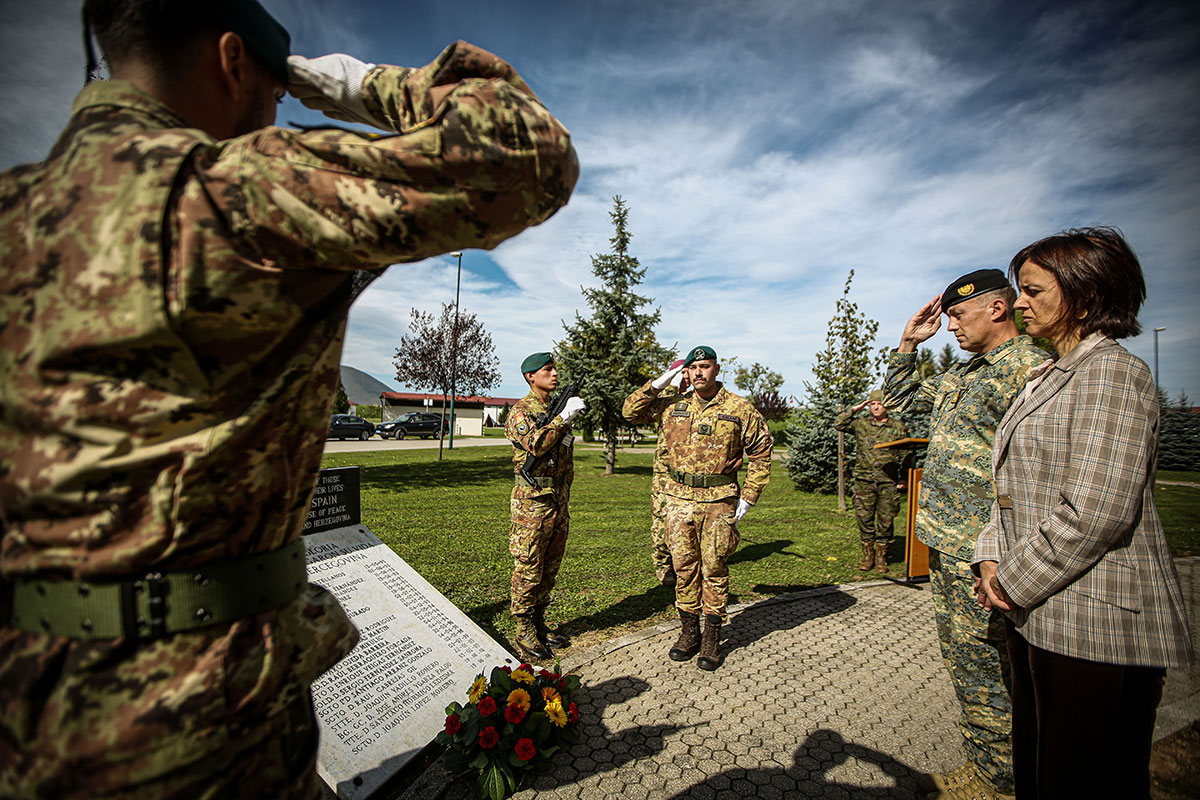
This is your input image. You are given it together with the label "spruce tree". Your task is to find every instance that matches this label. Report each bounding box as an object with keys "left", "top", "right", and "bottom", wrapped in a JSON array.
[{"left": 556, "top": 196, "right": 674, "bottom": 474}]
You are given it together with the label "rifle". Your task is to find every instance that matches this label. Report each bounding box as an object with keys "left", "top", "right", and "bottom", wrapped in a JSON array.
[{"left": 519, "top": 370, "right": 588, "bottom": 486}]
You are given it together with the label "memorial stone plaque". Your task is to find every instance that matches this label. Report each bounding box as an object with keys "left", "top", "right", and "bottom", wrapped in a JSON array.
[{"left": 303, "top": 469, "right": 516, "bottom": 799}]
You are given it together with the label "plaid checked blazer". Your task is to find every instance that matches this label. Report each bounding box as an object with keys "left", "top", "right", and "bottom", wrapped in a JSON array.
[{"left": 975, "top": 334, "right": 1193, "bottom": 668}]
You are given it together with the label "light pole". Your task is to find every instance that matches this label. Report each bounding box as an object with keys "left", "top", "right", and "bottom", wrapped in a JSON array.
[
  {"left": 1153, "top": 326, "right": 1166, "bottom": 389},
  {"left": 448, "top": 251, "right": 463, "bottom": 450}
]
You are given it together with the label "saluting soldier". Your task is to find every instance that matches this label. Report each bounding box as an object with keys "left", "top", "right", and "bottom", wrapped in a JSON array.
[
  {"left": 0, "top": 2, "right": 577, "bottom": 796},
  {"left": 649, "top": 359, "right": 689, "bottom": 587},
  {"left": 505, "top": 352, "right": 586, "bottom": 661},
  {"left": 624, "top": 346, "right": 773, "bottom": 671},
  {"left": 833, "top": 389, "right": 910, "bottom": 574}
]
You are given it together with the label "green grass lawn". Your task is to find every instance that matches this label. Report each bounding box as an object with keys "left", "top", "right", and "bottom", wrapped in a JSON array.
[{"left": 320, "top": 446, "right": 1200, "bottom": 652}]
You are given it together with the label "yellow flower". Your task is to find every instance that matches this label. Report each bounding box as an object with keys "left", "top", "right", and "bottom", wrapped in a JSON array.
[
  {"left": 541, "top": 686, "right": 560, "bottom": 706},
  {"left": 545, "top": 697, "right": 567, "bottom": 728},
  {"left": 507, "top": 688, "right": 531, "bottom": 712},
  {"left": 511, "top": 668, "right": 535, "bottom": 685},
  {"left": 468, "top": 675, "right": 488, "bottom": 704}
]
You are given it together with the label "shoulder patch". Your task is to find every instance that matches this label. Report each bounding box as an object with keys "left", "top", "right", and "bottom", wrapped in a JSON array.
[
  {"left": 516, "top": 421, "right": 529, "bottom": 435},
  {"left": 717, "top": 413, "right": 741, "bottom": 424}
]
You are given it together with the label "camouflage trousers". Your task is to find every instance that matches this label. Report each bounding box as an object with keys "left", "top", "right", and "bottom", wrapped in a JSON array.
[
  {"left": 0, "top": 634, "right": 330, "bottom": 800},
  {"left": 928, "top": 549, "right": 1014, "bottom": 794},
  {"left": 649, "top": 476, "right": 672, "bottom": 582},
  {"left": 664, "top": 496, "right": 739, "bottom": 618},
  {"left": 509, "top": 489, "right": 570, "bottom": 615},
  {"left": 852, "top": 478, "right": 899, "bottom": 543}
]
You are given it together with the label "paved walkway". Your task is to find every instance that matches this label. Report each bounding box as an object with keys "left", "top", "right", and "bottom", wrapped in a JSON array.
[{"left": 402, "top": 558, "right": 1198, "bottom": 799}]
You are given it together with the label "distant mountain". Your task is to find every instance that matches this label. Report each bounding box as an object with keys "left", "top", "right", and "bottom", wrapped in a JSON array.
[{"left": 340, "top": 366, "right": 397, "bottom": 406}]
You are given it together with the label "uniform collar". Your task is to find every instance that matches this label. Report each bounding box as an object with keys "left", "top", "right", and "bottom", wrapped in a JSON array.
[
  {"left": 970, "top": 333, "right": 1032, "bottom": 368},
  {"left": 691, "top": 382, "right": 727, "bottom": 408},
  {"left": 72, "top": 80, "right": 194, "bottom": 132}
]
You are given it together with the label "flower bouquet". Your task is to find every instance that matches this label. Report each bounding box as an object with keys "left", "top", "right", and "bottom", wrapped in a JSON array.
[{"left": 436, "top": 662, "right": 582, "bottom": 800}]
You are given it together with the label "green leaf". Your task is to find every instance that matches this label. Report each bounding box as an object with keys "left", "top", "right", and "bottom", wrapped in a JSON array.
[
  {"left": 480, "top": 763, "right": 507, "bottom": 800},
  {"left": 469, "top": 751, "right": 488, "bottom": 770}
]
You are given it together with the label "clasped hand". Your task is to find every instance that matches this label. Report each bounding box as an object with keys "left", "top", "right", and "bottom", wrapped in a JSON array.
[{"left": 974, "top": 560, "right": 1016, "bottom": 612}]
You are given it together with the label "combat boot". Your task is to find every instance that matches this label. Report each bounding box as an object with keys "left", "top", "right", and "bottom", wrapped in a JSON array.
[
  {"left": 874, "top": 543, "right": 889, "bottom": 574},
  {"left": 916, "top": 764, "right": 1015, "bottom": 800},
  {"left": 696, "top": 614, "right": 723, "bottom": 671},
  {"left": 668, "top": 610, "right": 701, "bottom": 661},
  {"left": 532, "top": 606, "right": 568, "bottom": 649},
  {"left": 858, "top": 541, "right": 875, "bottom": 571},
  {"left": 513, "top": 614, "right": 550, "bottom": 661}
]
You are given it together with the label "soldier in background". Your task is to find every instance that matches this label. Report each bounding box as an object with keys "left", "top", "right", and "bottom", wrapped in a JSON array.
[
  {"left": 884, "top": 270, "right": 1045, "bottom": 800},
  {"left": 505, "top": 353, "right": 585, "bottom": 661},
  {"left": 834, "top": 389, "right": 909, "bottom": 574},
  {"left": 0, "top": 1, "right": 577, "bottom": 796},
  {"left": 624, "top": 346, "right": 773, "bottom": 671},
  {"left": 649, "top": 359, "right": 689, "bottom": 587}
]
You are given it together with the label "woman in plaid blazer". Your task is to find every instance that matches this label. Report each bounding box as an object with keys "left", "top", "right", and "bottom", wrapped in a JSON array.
[{"left": 973, "top": 227, "right": 1193, "bottom": 800}]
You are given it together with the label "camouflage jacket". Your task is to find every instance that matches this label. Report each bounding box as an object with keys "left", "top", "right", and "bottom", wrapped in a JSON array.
[
  {"left": 506, "top": 391, "right": 574, "bottom": 500},
  {"left": 0, "top": 38, "right": 575, "bottom": 704},
  {"left": 624, "top": 380, "right": 773, "bottom": 504},
  {"left": 651, "top": 386, "right": 688, "bottom": 494},
  {"left": 883, "top": 336, "right": 1048, "bottom": 560},
  {"left": 833, "top": 408, "right": 910, "bottom": 482}
]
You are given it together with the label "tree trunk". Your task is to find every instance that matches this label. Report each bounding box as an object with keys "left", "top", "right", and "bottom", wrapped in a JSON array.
[
  {"left": 604, "top": 425, "right": 616, "bottom": 475},
  {"left": 438, "top": 393, "right": 448, "bottom": 461},
  {"left": 837, "top": 430, "right": 846, "bottom": 512}
]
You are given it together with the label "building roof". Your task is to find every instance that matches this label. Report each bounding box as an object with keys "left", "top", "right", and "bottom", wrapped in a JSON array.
[{"left": 380, "top": 391, "right": 523, "bottom": 406}]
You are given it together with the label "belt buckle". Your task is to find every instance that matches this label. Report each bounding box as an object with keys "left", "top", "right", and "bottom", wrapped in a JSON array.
[{"left": 127, "top": 572, "right": 168, "bottom": 639}]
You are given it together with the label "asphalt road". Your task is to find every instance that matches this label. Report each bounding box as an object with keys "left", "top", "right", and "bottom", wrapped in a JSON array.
[{"left": 322, "top": 436, "right": 512, "bottom": 454}]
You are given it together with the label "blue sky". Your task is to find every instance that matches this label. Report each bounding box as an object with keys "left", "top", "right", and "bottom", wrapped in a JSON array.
[{"left": 3, "top": 0, "right": 1197, "bottom": 403}]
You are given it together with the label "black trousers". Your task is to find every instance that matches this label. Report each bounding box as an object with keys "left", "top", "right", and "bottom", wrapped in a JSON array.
[{"left": 1005, "top": 618, "right": 1166, "bottom": 799}]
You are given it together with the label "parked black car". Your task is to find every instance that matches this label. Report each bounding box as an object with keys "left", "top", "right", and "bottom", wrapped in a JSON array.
[
  {"left": 377, "top": 412, "right": 449, "bottom": 440},
  {"left": 328, "top": 414, "right": 375, "bottom": 440}
]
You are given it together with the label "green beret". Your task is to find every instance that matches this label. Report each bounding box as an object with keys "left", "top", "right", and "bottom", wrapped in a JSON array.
[
  {"left": 941, "top": 269, "right": 1010, "bottom": 312},
  {"left": 521, "top": 352, "right": 554, "bottom": 375},
  {"left": 683, "top": 345, "right": 717, "bottom": 367},
  {"left": 207, "top": 0, "right": 291, "bottom": 86}
]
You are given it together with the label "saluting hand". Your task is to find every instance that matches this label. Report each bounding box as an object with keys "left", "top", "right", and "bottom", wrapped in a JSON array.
[
  {"left": 288, "top": 54, "right": 387, "bottom": 130},
  {"left": 899, "top": 294, "right": 943, "bottom": 352}
]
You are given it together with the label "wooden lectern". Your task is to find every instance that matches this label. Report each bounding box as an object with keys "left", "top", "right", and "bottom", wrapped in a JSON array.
[{"left": 873, "top": 437, "right": 930, "bottom": 582}]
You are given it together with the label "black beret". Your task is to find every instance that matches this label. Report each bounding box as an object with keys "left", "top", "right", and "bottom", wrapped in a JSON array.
[
  {"left": 941, "top": 269, "right": 1010, "bottom": 312},
  {"left": 521, "top": 352, "right": 554, "bottom": 375},
  {"left": 683, "top": 345, "right": 717, "bottom": 367},
  {"left": 207, "top": 0, "right": 291, "bottom": 86}
]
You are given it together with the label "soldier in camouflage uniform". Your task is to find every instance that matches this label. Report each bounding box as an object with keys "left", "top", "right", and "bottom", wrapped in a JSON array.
[
  {"left": 505, "top": 353, "right": 585, "bottom": 661},
  {"left": 0, "top": 2, "right": 577, "bottom": 797},
  {"left": 884, "top": 270, "right": 1047, "bottom": 800},
  {"left": 624, "top": 346, "right": 773, "bottom": 671},
  {"left": 834, "top": 389, "right": 909, "bottom": 574},
  {"left": 650, "top": 359, "right": 689, "bottom": 587}
]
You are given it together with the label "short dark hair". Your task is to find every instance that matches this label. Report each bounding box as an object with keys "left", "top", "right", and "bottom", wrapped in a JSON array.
[
  {"left": 85, "top": 0, "right": 213, "bottom": 75},
  {"left": 1009, "top": 226, "right": 1145, "bottom": 340},
  {"left": 971, "top": 285, "right": 1017, "bottom": 323}
]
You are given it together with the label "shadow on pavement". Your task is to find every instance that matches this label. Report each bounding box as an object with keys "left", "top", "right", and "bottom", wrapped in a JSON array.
[
  {"left": 722, "top": 589, "right": 858, "bottom": 660},
  {"left": 664, "top": 728, "right": 925, "bottom": 799},
  {"left": 728, "top": 537, "right": 805, "bottom": 565},
  {"left": 528, "top": 675, "right": 699, "bottom": 792}
]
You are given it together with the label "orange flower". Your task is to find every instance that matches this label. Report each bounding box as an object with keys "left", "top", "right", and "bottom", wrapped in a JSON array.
[
  {"left": 541, "top": 686, "right": 560, "bottom": 706},
  {"left": 507, "top": 688, "right": 531, "bottom": 712}
]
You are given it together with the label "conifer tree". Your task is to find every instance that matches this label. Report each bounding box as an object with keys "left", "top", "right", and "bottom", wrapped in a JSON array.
[{"left": 556, "top": 196, "right": 674, "bottom": 474}]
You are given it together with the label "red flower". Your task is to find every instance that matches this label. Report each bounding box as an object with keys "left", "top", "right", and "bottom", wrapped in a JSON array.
[
  {"left": 505, "top": 703, "right": 527, "bottom": 724},
  {"left": 567, "top": 702, "right": 579, "bottom": 724},
  {"left": 519, "top": 663, "right": 532, "bottom": 673},
  {"left": 444, "top": 714, "right": 462, "bottom": 735},
  {"left": 477, "top": 696, "right": 497, "bottom": 716},
  {"left": 514, "top": 737, "right": 536, "bottom": 761},
  {"left": 479, "top": 726, "right": 499, "bottom": 749},
  {"left": 539, "top": 669, "right": 552, "bottom": 678},
  {"left": 499, "top": 666, "right": 512, "bottom": 674}
]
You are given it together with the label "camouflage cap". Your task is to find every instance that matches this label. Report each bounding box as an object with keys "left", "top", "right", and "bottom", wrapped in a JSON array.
[
  {"left": 868, "top": 389, "right": 883, "bottom": 403},
  {"left": 207, "top": 0, "right": 291, "bottom": 86},
  {"left": 521, "top": 352, "right": 554, "bottom": 375},
  {"left": 941, "top": 269, "right": 1009, "bottom": 312},
  {"left": 683, "top": 345, "right": 717, "bottom": 367}
]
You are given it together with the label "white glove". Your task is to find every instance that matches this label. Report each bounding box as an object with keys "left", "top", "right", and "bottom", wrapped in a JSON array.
[
  {"left": 735, "top": 498, "right": 752, "bottom": 522},
  {"left": 560, "top": 396, "right": 586, "bottom": 423},
  {"left": 287, "top": 54, "right": 387, "bottom": 130},
  {"left": 652, "top": 364, "right": 684, "bottom": 390}
]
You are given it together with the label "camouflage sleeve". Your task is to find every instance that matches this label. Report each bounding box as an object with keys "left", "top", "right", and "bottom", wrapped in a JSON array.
[
  {"left": 739, "top": 410, "right": 774, "bottom": 505},
  {"left": 832, "top": 405, "right": 857, "bottom": 433},
  {"left": 506, "top": 404, "right": 570, "bottom": 457},
  {"left": 209, "top": 41, "right": 578, "bottom": 271},
  {"left": 882, "top": 350, "right": 938, "bottom": 415},
  {"left": 622, "top": 380, "right": 669, "bottom": 425}
]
